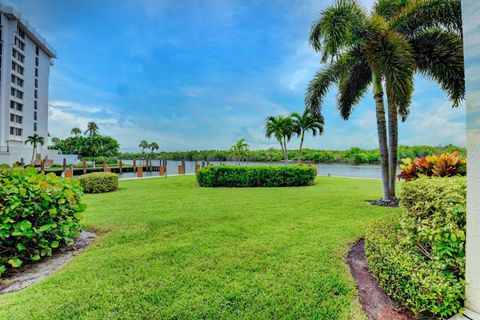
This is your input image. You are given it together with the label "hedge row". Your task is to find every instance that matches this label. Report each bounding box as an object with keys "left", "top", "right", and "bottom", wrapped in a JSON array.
[
  {"left": 196, "top": 166, "right": 316, "bottom": 187},
  {"left": 79, "top": 172, "right": 119, "bottom": 194},
  {"left": 0, "top": 168, "right": 85, "bottom": 277},
  {"left": 366, "top": 177, "right": 466, "bottom": 319}
]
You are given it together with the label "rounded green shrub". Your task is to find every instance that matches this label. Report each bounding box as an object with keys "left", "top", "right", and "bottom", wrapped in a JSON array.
[
  {"left": 79, "top": 172, "right": 119, "bottom": 193},
  {"left": 365, "top": 177, "right": 466, "bottom": 319},
  {"left": 196, "top": 165, "right": 316, "bottom": 187},
  {"left": 0, "top": 167, "right": 85, "bottom": 277}
]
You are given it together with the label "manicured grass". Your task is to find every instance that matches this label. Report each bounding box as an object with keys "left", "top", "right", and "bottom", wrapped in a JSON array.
[{"left": 0, "top": 176, "right": 396, "bottom": 319}]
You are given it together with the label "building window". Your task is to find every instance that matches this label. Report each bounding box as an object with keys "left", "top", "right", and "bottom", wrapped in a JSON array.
[
  {"left": 36, "top": 46, "right": 39, "bottom": 55},
  {"left": 35, "top": 79, "right": 38, "bottom": 88},
  {"left": 34, "top": 123, "right": 37, "bottom": 132},
  {"left": 12, "top": 62, "right": 24, "bottom": 75},
  {"left": 35, "top": 68, "right": 38, "bottom": 77},
  {"left": 10, "top": 87, "right": 15, "bottom": 96},
  {"left": 35, "top": 57, "right": 39, "bottom": 67},
  {"left": 34, "top": 90, "right": 38, "bottom": 99},
  {"left": 12, "top": 48, "right": 24, "bottom": 63},
  {"left": 10, "top": 127, "right": 22, "bottom": 137},
  {"left": 10, "top": 100, "right": 15, "bottom": 109},
  {"left": 34, "top": 101, "right": 38, "bottom": 109},
  {"left": 34, "top": 112, "right": 37, "bottom": 121},
  {"left": 17, "top": 90, "right": 23, "bottom": 99},
  {"left": 18, "top": 27, "right": 25, "bottom": 39},
  {"left": 14, "top": 37, "right": 25, "bottom": 51},
  {"left": 10, "top": 114, "right": 23, "bottom": 124}
]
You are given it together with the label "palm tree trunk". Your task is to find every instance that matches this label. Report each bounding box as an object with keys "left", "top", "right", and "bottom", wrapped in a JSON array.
[
  {"left": 297, "top": 131, "right": 305, "bottom": 163},
  {"left": 372, "top": 73, "right": 391, "bottom": 201},
  {"left": 283, "top": 136, "right": 289, "bottom": 165},
  {"left": 278, "top": 138, "right": 285, "bottom": 165},
  {"left": 31, "top": 145, "right": 36, "bottom": 164},
  {"left": 386, "top": 86, "right": 398, "bottom": 200}
]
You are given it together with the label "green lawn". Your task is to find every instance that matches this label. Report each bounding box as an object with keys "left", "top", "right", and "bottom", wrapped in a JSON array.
[{"left": 0, "top": 176, "right": 396, "bottom": 319}]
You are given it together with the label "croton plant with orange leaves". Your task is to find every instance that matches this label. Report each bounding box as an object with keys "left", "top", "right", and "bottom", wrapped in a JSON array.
[{"left": 398, "top": 151, "right": 466, "bottom": 181}]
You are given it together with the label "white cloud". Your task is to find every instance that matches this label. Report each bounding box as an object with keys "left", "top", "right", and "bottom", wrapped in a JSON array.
[{"left": 399, "top": 101, "right": 466, "bottom": 146}]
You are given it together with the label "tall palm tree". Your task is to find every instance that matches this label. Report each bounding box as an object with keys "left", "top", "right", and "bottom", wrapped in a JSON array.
[
  {"left": 306, "top": 0, "right": 463, "bottom": 201},
  {"left": 24, "top": 134, "right": 45, "bottom": 163},
  {"left": 139, "top": 140, "right": 149, "bottom": 154},
  {"left": 265, "top": 115, "right": 295, "bottom": 165},
  {"left": 84, "top": 122, "right": 99, "bottom": 137},
  {"left": 291, "top": 110, "right": 324, "bottom": 162},
  {"left": 230, "top": 138, "right": 250, "bottom": 162},
  {"left": 71, "top": 127, "right": 82, "bottom": 137},
  {"left": 376, "top": 0, "right": 464, "bottom": 198},
  {"left": 149, "top": 142, "right": 159, "bottom": 154}
]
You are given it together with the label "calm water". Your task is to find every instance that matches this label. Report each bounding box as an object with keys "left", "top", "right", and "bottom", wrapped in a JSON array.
[{"left": 118, "top": 160, "right": 386, "bottom": 179}]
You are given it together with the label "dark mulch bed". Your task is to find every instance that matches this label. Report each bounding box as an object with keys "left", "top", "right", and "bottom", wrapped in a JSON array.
[
  {"left": 0, "top": 230, "right": 96, "bottom": 295},
  {"left": 347, "top": 239, "right": 413, "bottom": 320}
]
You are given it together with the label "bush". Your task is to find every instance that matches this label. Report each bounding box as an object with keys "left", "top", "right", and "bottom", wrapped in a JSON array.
[
  {"left": 79, "top": 172, "right": 119, "bottom": 193},
  {"left": 398, "top": 151, "right": 466, "bottom": 181},
  {"left": 365, "top": 177, "right": 466, "bottom": 319},
  {"left": 0, "top": 168, "right": 85, "bottom": 277},
  {"left": 296, "top": 162, "right": 319, "bottom": 175},
  {"left": 196, "top": 165, "right": 316, "bottom": 187}
]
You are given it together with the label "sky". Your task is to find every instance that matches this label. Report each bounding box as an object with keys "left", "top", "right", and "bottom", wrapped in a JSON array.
[{"left": 10, "top": 0, "right": 466, "bottom": 152}]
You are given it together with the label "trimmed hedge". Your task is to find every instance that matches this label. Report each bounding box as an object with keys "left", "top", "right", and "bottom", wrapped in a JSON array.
[
  {"left": 79, "top": 172, "right": 119, "bottom": 193},
  {"left": 0, "top": 168, "right": 85, "bottom": 277},
  {"left": 366, "top": 177, "right": 466, "bottom": 319},
  {"left": 196, "top": 165, "right": 316, "bottom": 187}
]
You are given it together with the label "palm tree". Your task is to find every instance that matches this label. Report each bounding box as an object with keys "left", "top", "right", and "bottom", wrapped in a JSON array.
[
  {"left": 51, "top": 137, "right": 61, "bottom": 146},
  {"left": 265, "top": 115, "right": 295, "bottom": 165},
  {"left": 149, "top": 142, "right": 159, "bottom": 154},
  {"left": 291, "top": 110, "right": 324, "bottom": 162},
  {"left": 71, "top": 127, "right": 82, "bottom": 137},
  {"left": 24, "top": 134, "right": 45, "bottom": 163},
  {"left": 139, "top": 140, "right": 149, "bottom": 154},
  {"left": 376, "top": 0, "right": 464, "bottom": 199},
  {"left": 230, "top": 138, "right": 250, "bottom": 162},
  {"left": 84, "top": 122, "right": 99, "bottom": 137},
  {"left": 306, "top": 0, "right": 463, "bottom": 202}
]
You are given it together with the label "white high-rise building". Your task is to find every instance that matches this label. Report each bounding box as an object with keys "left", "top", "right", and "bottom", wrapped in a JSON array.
[{"left": 0, "top": 4, "right": 56, "bottom": 164}]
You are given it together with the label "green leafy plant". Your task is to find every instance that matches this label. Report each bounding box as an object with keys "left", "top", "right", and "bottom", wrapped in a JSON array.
[
  {"left": 0, "top": 167, "right": 85, "bottom": 277},
  {"left": 79, "top": 172, "right": 119, "bottom": 194},
  {"left": 366, "top": 177, "right": 466, "bottom": 318},
  {"left": 196, "top": 166, "right": 316, "bottom": 187},
  {"left": 398, "top": 151, "right": 466, "bottom": 181}
]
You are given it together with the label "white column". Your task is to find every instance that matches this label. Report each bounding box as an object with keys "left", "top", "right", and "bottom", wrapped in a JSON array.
[{"left": 462, "top": 0, "right": 480, "bottom": 318}]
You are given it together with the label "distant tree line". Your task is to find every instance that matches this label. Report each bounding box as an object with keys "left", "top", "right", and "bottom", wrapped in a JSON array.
[{"left": 119, "top": 145, "right": 465, "bottom": 164}]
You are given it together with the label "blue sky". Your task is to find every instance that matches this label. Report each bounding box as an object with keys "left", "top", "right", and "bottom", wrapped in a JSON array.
[{"left": 11, "top": 0, "right": 466, "bottom": 152}]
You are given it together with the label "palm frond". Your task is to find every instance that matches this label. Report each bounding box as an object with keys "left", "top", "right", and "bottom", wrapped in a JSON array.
[
  {"left": 305, "top": 54, "right": 353, "bottom": 116},
  {"left": 374, "top": 0, "right": 407, "bottom": 20},
  {"left": 365, "top": 29, "right": 414, "bottom": 116},
  {"left": 309, "top": 0, "right": 366, "bottom": 61},
  {"left": 391, "top": 0, "right": 462, "bottom": 37},
  {"left": 411, "top": 29, "right": 464, "bottom": 107},
  {"left": 337, "top": 61, "right": 372, "bottom": 119}
]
